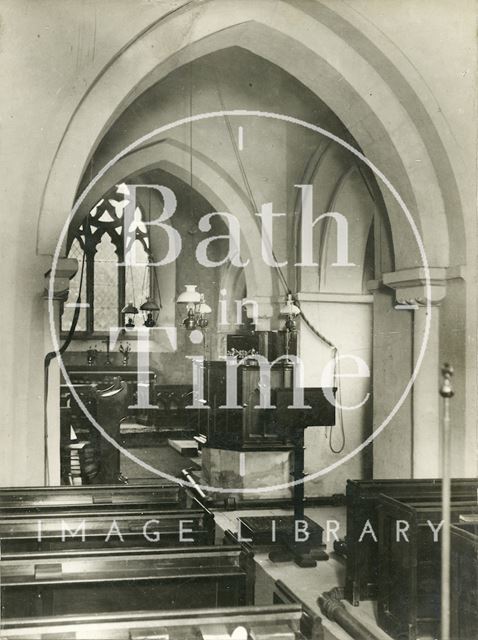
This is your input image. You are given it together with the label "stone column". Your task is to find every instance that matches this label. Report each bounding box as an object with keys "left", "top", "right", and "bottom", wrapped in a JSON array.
[
  {"left": 383, "top": 268, "right": 446, "bottom": 478},
  {"left": 43, "top": 258, "right": 78, "bottom": 485}
]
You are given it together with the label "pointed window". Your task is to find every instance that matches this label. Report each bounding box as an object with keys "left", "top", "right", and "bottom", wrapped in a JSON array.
[{"left": 61, "top": 184, "right": 152, "bottom": 334}]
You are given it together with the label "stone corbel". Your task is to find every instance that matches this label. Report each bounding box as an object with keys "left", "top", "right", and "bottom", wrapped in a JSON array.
[
  {"left": 44, "top": 258, "right": 79, "bottom": 302},
  {"left": 382, "top": 267, "right": 447, "bottom": 306}
]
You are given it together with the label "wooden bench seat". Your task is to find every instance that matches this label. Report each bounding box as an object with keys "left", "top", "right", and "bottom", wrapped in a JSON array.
[
  {"left": 0, "top": 603, "right": 323, "bottom": 640},
  {"left": 0, "top": 484, "right": 215, "bottom": 552},
  {"left": 377, "top": 497, "right": 478, "bottom": 640},
  {"left": 0, "top": 483, "right": 186, "bottom": 513},
  {"left": 450, "top": 523, "right": 478, "bottom": 640},
  {"left": 0, "top": 505, "right": 215, "bottom": 552},
  {"left": 0, "top": 545, "right": 255, "bottom": 619},
  {"left": 344, "top": 478, "right": 478, "bottom": 605}
]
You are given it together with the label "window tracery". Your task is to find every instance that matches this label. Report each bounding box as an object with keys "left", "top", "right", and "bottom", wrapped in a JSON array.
[{"left": 62, "top": 185, "right": 151, "bottom": 334}]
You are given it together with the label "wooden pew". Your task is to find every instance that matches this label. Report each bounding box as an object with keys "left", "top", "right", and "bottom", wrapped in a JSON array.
[
  {"left": 0, "top": 603, "right": 323, "bottom": 639},
  {"left": 344, "top": 478, "right": 478, "bottom": 604},
  {"left": 0, "top": 545, "right": 255, "bottom": 619},
  {"left": 377, "top": 497, "right": 478, "bottom": 640},
  {"left": 0, "top": 484, "right": 215, "bottom": 552},
  {"left": 0, "top": 504, "right": 215, "bottom": 552},
  {"left": 0, "top": 483, "right": 187, "bottom": 513},
  {"left": 450, "top": 522, "right": 478, "bottom": 640},
  {"left": 273, "top": 577, "right": 324, "bottom": 640}
]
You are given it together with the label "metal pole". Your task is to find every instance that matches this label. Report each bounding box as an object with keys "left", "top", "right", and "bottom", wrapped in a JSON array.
[
  {"left": 293, "top": 428, "right": 306, "bottom": 522},
  {"left": 440, "top": 363, "right": 454, "bottom": 640}
]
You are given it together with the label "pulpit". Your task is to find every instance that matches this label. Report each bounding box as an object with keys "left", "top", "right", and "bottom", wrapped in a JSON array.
[
  {"left": 201, "top": 358, "right": 336, "bottom": 566},
  {"left": 239, "top": 387, "right": 336, "bottom": 567},
  {"left": 203, "top": 360, "right": 294, "bottom": 449}
]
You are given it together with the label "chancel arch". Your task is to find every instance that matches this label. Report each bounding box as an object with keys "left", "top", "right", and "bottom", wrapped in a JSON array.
[
  {"left": 36, "top": 0, "right": 465, "bottom": 271},
  {"left": 15, "top": 0, "right": 470, "bottom": 490}
]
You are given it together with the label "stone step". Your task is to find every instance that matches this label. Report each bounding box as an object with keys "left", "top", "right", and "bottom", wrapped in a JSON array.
[{"left": 167, "top": 439, "right": 199, "bottom": 456}]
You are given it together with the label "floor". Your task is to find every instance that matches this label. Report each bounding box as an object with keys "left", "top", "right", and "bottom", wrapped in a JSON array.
[
  {"left": 120, "top": 442, "right": 199, "bottom": 480},
  {"left": 214, "top": 506, "right": 393, "bottom": 640},
  {"left": 117, "top": 440, "right": 393, "bottom": 640}
]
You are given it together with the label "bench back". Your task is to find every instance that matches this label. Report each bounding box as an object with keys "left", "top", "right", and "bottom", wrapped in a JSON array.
[
  {"left": 0, "top": 545, "right": 255, "bottom": 619},
  {"left": 0, "top": 604, "right": 321, "bottom": 640}
]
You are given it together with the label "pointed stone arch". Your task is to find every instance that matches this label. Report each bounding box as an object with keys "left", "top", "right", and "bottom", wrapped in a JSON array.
[{"left": 37, "top": 0, "right": 465, "bottom": 273}]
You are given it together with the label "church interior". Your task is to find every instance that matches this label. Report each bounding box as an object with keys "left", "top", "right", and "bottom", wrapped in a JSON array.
[{"left": 1, "top": 1, "right": 477, "bottom": 639}]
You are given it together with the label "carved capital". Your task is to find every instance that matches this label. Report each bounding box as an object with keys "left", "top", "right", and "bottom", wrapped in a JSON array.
[
  {"left": 44, "top": 258, "right": 79, "bottom": 302},
  {"left": 383, "top": 267, "right": 447, "bottom": 307}
]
